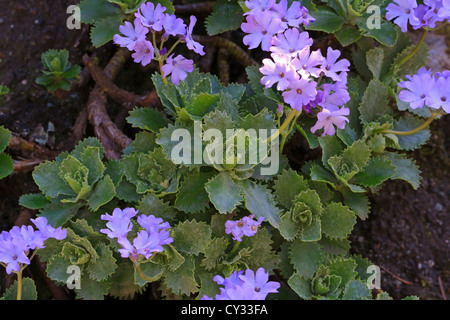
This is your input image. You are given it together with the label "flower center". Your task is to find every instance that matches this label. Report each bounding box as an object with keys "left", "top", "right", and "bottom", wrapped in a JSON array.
[
  {"left": 420, "top": 94, "right": 425, "bottom": 99},
  {"left": 405, "top": 9, "right": 411, "bottom": 14},
  {"left": 297, "top": 88, "right": 302, "bottom": 94},
  {"left": 251, "top": 225, "right": 257, "bottom": 231},
  {"left": 262, "top": 30, "right": 267, "bottom": 35},
  {"left": 238, "top": 222, "right": 244, "bottom": 228},
  {"left": 279, "top": 72, "right": 285, "bottom": 78},
  {"left": 255, "top": 287, "right": 261, "bottom": 292},
  {"left": 441, "top": 96, "right": 447, "bottom": 102}
]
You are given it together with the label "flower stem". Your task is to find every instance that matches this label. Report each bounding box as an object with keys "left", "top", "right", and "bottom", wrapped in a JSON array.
[
  {"left": 228, "top": 241, "right": 241, "bottom": 256},
  {"left": 382, "top": 112, "right": 439, "bottom": 136},
  {"left": 396, "top": 29, "right": 428, "bottom": 69},
  {"left": 135, "top": 262, "right": 155, "bottom": 282},
  {"left": 16, "top": 270, "right": 23, "bottom": 300},
  {"left": 268, "top": 109, "right": 300, "bottom": 144},
  {"left": 159, "top": 60, "right": 168, "bottom": 85}
]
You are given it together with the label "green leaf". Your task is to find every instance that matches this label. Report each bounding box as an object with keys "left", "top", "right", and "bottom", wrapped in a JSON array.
[
  {"left": 340, "top": 188, "right": 370, "bottom": 220},
  {"left": 272, "top": 169, "right": 309, "bottom": 209},
  {"left": 79, "top": 0, "right": 122, "bottom": 23},
  {"left": 334, "top": 25, "right": 362, "bottom": 46},
  {"left": 19, "top": 193, "right": 51, "bottom": 209},
  {"left": 289, "top": 240, "right": 324, "bottom": 279},
  {"left": 185, "top": 93, "right": 220, "bottom": 119},
  {"left": 1, "top": 278, "right": 37, "bottom": 300},
  {"left": 350, "top": 157, "right": 395, "bottom": 187},
  {"left": 391, "top": 116, "right": 431, "bottom": 151},
  {"left": 383, "top": 151, "right": 421, "bottom": 189},
  {"left": 201, "top": 237, "right": 230, "bottom": 270},
  {"left": 86, "top": 242, "right": 117, "bottom": 281},
  {"left": 358, "top": 20, "right": 398, "bottom": 47},
  {"left": 238, "top": 180, "right": 282, "bottom": 228},
  {"left": 205, "top": 0, "right": 244, "bottom": 35},
  {"left": 38, "top": 202, "right": 83, "bottom": 227},
  {"left": 76, "top": 276, "right": 111, "bottom": 300},
  {"left": 205, "top": 172, "right": 244, "bottom": 214},
  {"left": 72, "top": 137, "right": 105, "bottom": 160},
  {"left": 392, "top": 41, "right": 429, "bottom": 79},
  {"left": 108, "top": 260, "right": 140, "bottom": 299},
  {"left": 162, "top": 256, "right": 199, "bottom": 296},
  {"left": 88, "top": 175, "right": 116, "bottom": 211},
  {"left": 358, "top": 79, "right": 391, "bottom": 124},
  {"left": 90, "top": 14, "right": 124, "bottom": 47},
  {"left": 321, "top": 202, "right": 356, "bottom": 240},
  {"left": 305, "top": 7, "right": 345, "bottom": 33},
  {"left": 0, "top": 153, "right": 13, "bottom": 180},
  {"left": 288, "top": 273, "right": 313, "bottom": 299},
  {"left": 80, "top": 146, "right": 106, "bottom": 185},
  {"left": 33, "top": 161, "right": 76, "bottom": 198},
  {"left": 172, "top": 219, "right": 212, "bottom": 256},
  {"left": 138, "top": 192, "right": 178, "bottom": 221},
  {"left": 0, "top": 126, "right": 11, "bottom": 153},
  {"left": 175, "top": 171, "right": 214, "bottom": 213},
  {"left": 366, "top": 46, "right": 384, "bottom": 79},
  {"left": 342, "top": 280, "right": 372, "bottom": 300},
  {"left": 59, "top": 155, "right": 91, "bottom": 198},
  {"left": 126, "top": 107, "right": 169, "bottom": 132},
  {"left": 328, "top": 140, "right": 372, "bottom": 181}
]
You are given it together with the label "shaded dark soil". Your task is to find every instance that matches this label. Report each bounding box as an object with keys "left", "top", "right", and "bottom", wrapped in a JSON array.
[{"left": 0, "top": 0, "right": 448, "bottom": 300}]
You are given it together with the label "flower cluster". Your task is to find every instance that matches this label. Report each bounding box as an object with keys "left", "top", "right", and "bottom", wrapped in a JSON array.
[
  {"left": 100, "top": 207, "right": 173, "bottom": 262},
  {"left": 241, "top": 0, "right": 351, "bottom": 136},
  {"left": 398, "top": 67, "right": 450, "bottom": 113},
  {"left": 386, "top": 0, "right": 450, "bottom": 32},
  {"left": 0, "top": 217, "right": 67, "bottom": 274},
  {"left": 225, "top": 214, "right": 264, "bottom": 241},
  {"left": 113, "top": 2, "right": 205, "bottom": 84},
  {"left": 201, "top": 268, "right": 280, "bottom": 300}
]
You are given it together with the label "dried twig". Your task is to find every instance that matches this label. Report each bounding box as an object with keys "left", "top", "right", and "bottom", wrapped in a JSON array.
[
  {"left": 379, "top": 265, "right": 414, "bottom": 285},
  {"left": 438, "top": 275, "right": 447, "bottom": 300},
  {"left": 217, "top": 47, "right": 230, "bottom": 86}
]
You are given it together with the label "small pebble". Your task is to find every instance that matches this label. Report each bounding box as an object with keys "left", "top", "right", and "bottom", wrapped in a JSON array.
[{"left": 434, "top": 203, "right": 443, "bottom": 211}]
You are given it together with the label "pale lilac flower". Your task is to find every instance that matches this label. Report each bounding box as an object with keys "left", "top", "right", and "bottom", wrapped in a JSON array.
[
  {"left": 0, "top": 239, "right": 30, "bottom": 274},
  {"left": 311, "top": 107, "right": 350, "bottom": 136},
  {"left": 260, "top": 56, "right": 298, "bottom": 91},
  {"left": 241, "top": 11, "right": 284, "bottom": 51},
  {"left": 161, "top": 54, "right": 194, "bottom": 84},
  {"left": 438, "top": 0, "right": 450, "bottom": 19},
  {"left": 162, "top": 13, "right": 186, "bottom": 39},
  {"left": 132, "top": 40, "right": 155, "bottom": 66},
  {"left": 137, "top": 214, "right": 170, "bottom": 232},
  {"left": 292, "top": 48, "right": 325, "bottom": 78},
  {"left": 270, "top": 28, "right": 312, "bottom": 57},
  {"left": 244, "top": 0, "right": 277, "bottom": 14},
  {"left": 386, "top": 0, "right": 421, "bottom": 32},
  {"left": 316, "top": 83, "right": 351, "bottom": 110},
  {"left": 100, "top": 207, "right": 138, "bottom": 239},
  {"left": 31, "top": 217, "right": 67, "bottom": 241},
  {"left": 271, "top": 0, "right": 314, "bottom": 28},
  {"left": 282, "top": 77, "right": 318, "bottom": 111},
  {"left": 136, "top": 2, "right": 166, "bottom": 32},
  {"left": 225, "top": 215, "right": 264, "bottom": 242},
  {"left": 113, "top": 18, "right": 149, "bottom": 51},
  {"left": 184, "top": 16, "right": 205, "bottom": 55},
  {"left": 321, "top": 48, "right": 350, "bottom": 82},
  {"left": 427, "top": 76, "right": 450, "bottom": 112},
  {"left": 9, "top": 225, "right": 45, "bottom": 250},
  {"left": 398, "top": 70, "right": 435, "bottom": 109}
]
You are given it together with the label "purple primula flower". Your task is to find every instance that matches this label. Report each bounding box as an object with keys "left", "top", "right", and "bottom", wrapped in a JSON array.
[
  {"left": 9, "top": 225, "right": 45, "bottom": 250},
  {"left": 162, "top": 13, "right": 186, "bottom": 39},
  {"left": 100, "top": 207, "right": 138, "bottom": 239},
  {"left": 386, "top": 0, "right": 421, "bottom": 32},
  {"left": 214, "top": 270, "right": 245, "bottom": 288},
  {"left": 282, "top": 77, "right": 318, "bottom": 111},
  {"left": 260, "top": 55, "right": 298, "bottom": 91},
  {"left": 270, "top": 28, "right": 312, "bottom": 57},
  {"left": 132, "top": 40, "right": 155, "bottom": 66},
  {"left": 321, "top": 48, "right": 350, "bottom": 82},
  {"left": 427, "top": 75, "right": 450, "bottom": 113},
  {"left": 0, "top": 239, "right": 30, "bottom": 274},
  {"left": 292, "top": 48, "right": 325, "bottom": 78},
  {"left": 316, "top": 83, "right": 351, "bottom": 110},
  {"left": 311, "top": 106, "right": 350, "bottom": 136},
  {"left": 244, "top": 0, "right": 277, "bottom": 15},
  {"left": 113, "top": 18, "right": 149, "bottom": 51},
  {"left": 161, "top": 54, "right": 194, "bottom": 84},
  {"left": 31, "top": 217, "right": 67, "bottom": 241},
  {"left": 225, "top": 214, "right": 264, "bottom": 242},
  {"left": 438, "top": 0, "right": 450, "bottom": 19},
  {"left": 136, "top": 2, "right": 166, "bottom": 32},
  {"left": 398, "top": 69, "right": 435, "bottom": 109},
  {"left": 241, "top": 11, "right": 284, "bottom": 51},
  {"left": 137, "top": 214, "right": 170, "bottom": 232},
  {"left": 184, "top": 16, "right": 205, "bottom": 55}
]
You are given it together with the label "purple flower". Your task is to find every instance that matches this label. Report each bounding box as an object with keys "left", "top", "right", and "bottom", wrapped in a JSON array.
[
  {"left": 0, "top": 239, "right": 30, "bottom": 274},
  {"left": 282, "top": 77, "right": 318, "bottom": 111},
  {"left": 225, "top": 214, "right": 264, "bottom": 241},
  {"left": 132, "top": 40, "right": 155, "bottom": 66},
  {"left": 9, "top": 225, "right": 45, "bottom": 250},
  {"left": 184, "top": 16, "right": 205, "bottom": 56},
  {"left": 161, "top": 54, "right": 194, "bottom": 85},
  {"left": 136, "top": 2, "right": 166, "bottom": 32},
  {"left": 315, "top": 83, "right": 350, "bottom": 110},
  {"left": 30, "top": 217, "right": 67, "bottom": 241},
  {"left": 427, "top": 75, "right": 450, "bottom": 113},
  {"left": 438, "top": 0, "right": 450, "bottom": 19},
  {"left": 260, "top": 55, "right": 298, "bottom": 91},
  {"left": 137, "top": 214, "right": 170, "bottom": 232},
  {"left": 272, "top": 0, "right": 314, "bottom": 28},
  {"left": 241, "top": 11, "right": 284, "bottom": 51},
  {"left": 202, "top": 268, "right": 280, "bottom": 300},
  {"left": 162, "top": 13, "right": 186, "bottom": 39},
  {"left": 244, "top": 0, "right": 277, "bottom": 14},
  {"left": 385, "top": 0, "right": 421, "bottom": 32},
  {"left": 100, "top": 207, "right": 138, "bottom": 239},
  {"left": 311, "top": 106, "right": 350, "bottom": 136},
  {"left": 398, "top": 69, "right": 435, "bottom": 109},
  {"left": 292, "top": 48, "right": 325, "bottom": 78},
  {"left": 321, "top": 48, "right": 350, "bottom": 82},
  {"left": 113, "top": 18, "right": 149, "bottom": 51},
  {"left": 270, "top": 28, "right": 312, "bottom": 57}
]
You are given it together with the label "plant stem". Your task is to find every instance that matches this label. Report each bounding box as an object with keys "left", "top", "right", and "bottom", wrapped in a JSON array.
[
  {"left": 228, "top": 241, "right": 241, "bottom": 256},
  {"left": 382, "top": 112, "right": 439, "bottom": 136},
  {"left": 16, "top": 270, "right": 23, "bottom": 300},
  {"left": 268, "top": 109, "right": 299, "bottom": 144},
  {"left": 397, "top": 29, "right": 428, "bottom": 69},
  {"left": 159, "top": 60, "right": 168, "bottom": 85},
  {"left": 135, "top": 262, "right": 155, "bottom": 282}
]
